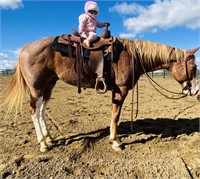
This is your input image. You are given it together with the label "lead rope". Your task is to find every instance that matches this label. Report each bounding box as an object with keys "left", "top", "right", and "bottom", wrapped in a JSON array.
[
  {"left": 130, "top": 41, "right": 189, "bottom": 130},
  {"left": 131, "top": 47, "right": 135, "bottom": 131},
  {"left": 131, "top": 43, "right": 139, "bottom": 130},
  {"left": 143, "top": 72, "right": 187, "bottom": 99}
]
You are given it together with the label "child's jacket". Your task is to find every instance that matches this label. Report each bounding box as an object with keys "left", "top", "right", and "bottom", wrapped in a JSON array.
[{"left": 78, "top": 13, "right": 105, "bottom": 35}]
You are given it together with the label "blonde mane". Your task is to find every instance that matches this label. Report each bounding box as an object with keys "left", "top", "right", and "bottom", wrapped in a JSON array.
[{"left": 118, "top": 38, "right": 187, "bottom": 67}]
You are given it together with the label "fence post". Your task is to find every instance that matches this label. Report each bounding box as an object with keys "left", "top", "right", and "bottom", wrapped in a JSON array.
[{"left": 163, "top": 69, "right": 166, "bottom": 78}]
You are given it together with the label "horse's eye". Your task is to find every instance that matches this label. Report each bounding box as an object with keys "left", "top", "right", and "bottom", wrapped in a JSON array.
[
  {"left": 193, "top": 65, "right": 197, "bottom": 71},
  {"left": 187, "top": 55, "right": 195, "bottom": 61}
]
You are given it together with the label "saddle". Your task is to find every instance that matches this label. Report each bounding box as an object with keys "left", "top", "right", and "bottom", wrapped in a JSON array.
[
  {"left": 58, "top": 29, "right": 115, "bottom": 50},
  {"left": 53, "top": 29, "right": 116, "bottom": 94}
]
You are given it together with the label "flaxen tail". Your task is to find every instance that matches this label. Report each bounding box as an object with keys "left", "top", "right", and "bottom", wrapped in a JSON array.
[{"left": 1, "top": 62, "right": 27, "bottom": 119}]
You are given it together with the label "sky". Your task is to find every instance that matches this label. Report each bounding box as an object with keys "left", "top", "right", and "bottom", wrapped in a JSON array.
[{"left": 0, "top": 0, "right": 200, "bottom": 70}]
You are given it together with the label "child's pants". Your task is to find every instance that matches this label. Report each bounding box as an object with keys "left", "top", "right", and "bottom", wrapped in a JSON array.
[{"left": 82, "top": 31, "right": 98, "bottom": 43}]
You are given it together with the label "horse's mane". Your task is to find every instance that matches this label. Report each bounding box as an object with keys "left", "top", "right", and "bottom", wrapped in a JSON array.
[{"left": 118, "top": 38, "right": 187, "bottom": 67}]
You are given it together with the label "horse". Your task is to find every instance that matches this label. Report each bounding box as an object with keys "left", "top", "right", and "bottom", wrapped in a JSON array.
[{"left": 1, "top": 36, "right": 199, "bottom": 152}]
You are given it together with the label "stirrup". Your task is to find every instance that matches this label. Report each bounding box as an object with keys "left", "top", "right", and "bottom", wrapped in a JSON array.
[{"left": 95, "top": 77, "right": 107, "bottom": 94}]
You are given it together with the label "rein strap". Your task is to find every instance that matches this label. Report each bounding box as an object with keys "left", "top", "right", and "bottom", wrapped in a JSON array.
[{"left": 133, "top": 41, "right": 187, "bottom": 100}]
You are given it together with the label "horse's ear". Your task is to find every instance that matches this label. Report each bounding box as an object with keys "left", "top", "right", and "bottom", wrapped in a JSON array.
[
  {"left": 187, "top": 47, "right": 200, "bottom": 55},
  {"left": 169, "top": 47, "right": 176, "bottom": 60}
]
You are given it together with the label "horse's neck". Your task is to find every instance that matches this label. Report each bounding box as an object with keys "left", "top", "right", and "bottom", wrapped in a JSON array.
[
  {"left": 138, "top": 48, "right": 185, "bottom": 73},
  {"left": 138, "top": 55, "right": 169, "bottom": 73},
  {"left": 122, "top": 39, "right": 185, "bottom": 73},
  {"left": 143, "top": 60, "right": 170, "bottom": 72},
  {"left": 134, "top": 41, "right": 172, "bottom": 73}
]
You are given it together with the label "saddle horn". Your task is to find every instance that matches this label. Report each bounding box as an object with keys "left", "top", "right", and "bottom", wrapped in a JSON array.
[{"left": 101, "top": 25, "right": 111, "bottom": 39}]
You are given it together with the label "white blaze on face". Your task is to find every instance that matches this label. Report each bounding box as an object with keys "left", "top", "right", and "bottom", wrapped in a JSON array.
[
  {"left": 182, "top": 78, "right": 199, "bottom": 96},
  {"left": 182, "top": 81, "right": 190, "bottom": 95},
  {"left": 197, "top": 93, "right": 200, "bottom": 102},
  {"left": 190, "top": 78, "right": 199, "bottom": 95}
]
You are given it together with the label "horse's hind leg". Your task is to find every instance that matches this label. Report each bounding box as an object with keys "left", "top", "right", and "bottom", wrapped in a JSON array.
[
  {"left": 41, "top": 77, "right": 58, "bottom": 147},
  {"left": 30, "top": 96, "right": 49, "bottom": 152},
  {"left": 30, "top": 77, "right": 57, "bottom": 152},
  {"left": 38, "top": 98, "right": 52, "bottom": 147}
]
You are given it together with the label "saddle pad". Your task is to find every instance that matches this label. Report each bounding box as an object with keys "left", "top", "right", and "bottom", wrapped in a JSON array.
[{"left": 52, "top": 36, "right": 90, "bottom": 58}]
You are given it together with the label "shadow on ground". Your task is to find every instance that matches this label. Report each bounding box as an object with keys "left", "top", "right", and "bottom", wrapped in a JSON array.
[{"left": 52, "top": 117, "right": 199, "bottom": 149}]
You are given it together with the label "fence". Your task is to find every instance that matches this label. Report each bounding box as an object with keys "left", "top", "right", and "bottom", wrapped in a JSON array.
[
  {"left": 0, "top": 69, "right": 15, "bottom": 76},
  {"left": 0, "top": 68, "right": 199, "bottom": 78},
  {"left": 148, "top": 69, "right": 200, "bottom": 78}
]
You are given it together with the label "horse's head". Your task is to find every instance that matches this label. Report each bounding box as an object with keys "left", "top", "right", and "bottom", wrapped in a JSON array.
[{"left": 169, "top": 47, "right": 199, "bottom": 96}]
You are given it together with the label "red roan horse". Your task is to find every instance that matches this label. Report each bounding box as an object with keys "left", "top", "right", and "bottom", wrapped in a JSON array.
[{"left": 1, "top": 36, "right": 199, "bottom": 152}]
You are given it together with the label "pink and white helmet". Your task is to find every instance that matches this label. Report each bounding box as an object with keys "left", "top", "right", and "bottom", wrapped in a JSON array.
[{"left": 84, "top": 1, "right": 99, "bottom": 15}]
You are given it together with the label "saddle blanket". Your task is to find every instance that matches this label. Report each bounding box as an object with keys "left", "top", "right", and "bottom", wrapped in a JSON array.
[{"left": 52, "top": 36, "right": 90, "bottom": 58}]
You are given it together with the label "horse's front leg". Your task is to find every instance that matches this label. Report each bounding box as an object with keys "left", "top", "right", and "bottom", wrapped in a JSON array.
[{"left": 110, "top": 86, "right": 128, "bottom": 151}]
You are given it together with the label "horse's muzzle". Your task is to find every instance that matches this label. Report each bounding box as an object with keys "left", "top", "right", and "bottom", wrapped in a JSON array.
[
  {"left": 197, "top": 94, "right": 200, "bottom": 102},
  {"left": 196, "top": 80, "right": 200, "bottom": 102},
  {"left": 182, "top": 79, "right": 199, "bottom": 96},
  {"left": 95, "top": 77, "right": 108, "bottom": 94}
]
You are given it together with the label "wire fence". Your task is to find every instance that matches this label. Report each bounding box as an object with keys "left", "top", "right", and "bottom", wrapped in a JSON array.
[
  {"left": 0, "top": 69, "right": 16, "bottom": 76},
  {"left": 0, "top": 69, "right": 199, "bottom": 78},
  {"left": 146, "top": 69, "right": 200, "bottom": 78}
]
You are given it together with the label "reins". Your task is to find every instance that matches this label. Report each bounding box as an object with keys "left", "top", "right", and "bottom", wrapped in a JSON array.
[
  {"left": 130, "top": 41, "right": 189, "bottom": 129},
  {"left": 142, "top": 72, "right": 187, "bottom": 100},
  {"left": 134, "top": 41, "right": 188, "bottom": 99},
  {"left": 131, "top": 44, "right": 139, "bottom": 130},
  {"left": 75, "top": 43, "right": 82, "bottom": 94}
]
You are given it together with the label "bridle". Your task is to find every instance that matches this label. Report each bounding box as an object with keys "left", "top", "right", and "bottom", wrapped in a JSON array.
[
  {"left": 182, "top": 54, "right": 196, "bottom": 95},
  {"left": 130, "top": 42, "right": 196, "bottom": 129}
]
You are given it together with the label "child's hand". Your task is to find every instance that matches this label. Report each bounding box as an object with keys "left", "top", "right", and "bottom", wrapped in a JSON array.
[
  {"left": 79, "top": 29, "right": 83, "bottom": 34},
  {"left": 104, "top": 22, "right": 110, "bottom": 27}
]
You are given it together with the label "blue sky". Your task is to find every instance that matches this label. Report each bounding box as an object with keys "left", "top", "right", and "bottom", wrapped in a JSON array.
[{"left": 0, "top": 0, "right": 200, "bottom": 69}]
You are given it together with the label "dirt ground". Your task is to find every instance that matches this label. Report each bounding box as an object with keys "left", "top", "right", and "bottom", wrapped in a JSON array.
[{"left": 0, "top": 76, "right": 200, "bottom": 179}]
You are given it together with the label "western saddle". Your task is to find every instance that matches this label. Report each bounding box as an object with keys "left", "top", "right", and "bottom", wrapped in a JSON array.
[{"left": 56, "top": 27, "right": 115, "bottom": 94}]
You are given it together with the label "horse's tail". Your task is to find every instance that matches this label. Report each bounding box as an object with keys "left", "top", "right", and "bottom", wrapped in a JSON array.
[{"left": 1, "top": 61, "right": 27, "bottom": 119}]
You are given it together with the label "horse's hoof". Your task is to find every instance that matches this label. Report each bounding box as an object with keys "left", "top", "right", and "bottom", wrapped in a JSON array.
[
  {"left": 112, "top": 144, "right": 123, "bottom": 151},
  {"left": 40, "top": 146, "right": 49, "bottom": 153},
  {"left": 46, "top": 137, "right": 53, "bottom": 147},
  {"left": 197, "top": 95, "right": 200, "bottom": 102},
  {"left": 110, "top": 141, "right": 122, "bottom": 151}
]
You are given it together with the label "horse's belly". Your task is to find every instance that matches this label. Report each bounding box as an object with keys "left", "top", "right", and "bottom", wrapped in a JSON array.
[{"left": 63, "top": 78, "right": 96, "bottom": 89}]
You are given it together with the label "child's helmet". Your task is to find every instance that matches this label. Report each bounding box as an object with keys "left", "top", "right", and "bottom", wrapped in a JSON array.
[{"left": 84, "top": 1, "right": 99, "bottom": 15}]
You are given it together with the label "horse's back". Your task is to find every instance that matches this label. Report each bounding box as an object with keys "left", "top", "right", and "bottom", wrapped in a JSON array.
[
  {"left": 21, "top": 37, "right": 54, "bottom": 56},
  {"left": 19, "top": 37, "right": 55, "bottom": 65}
]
